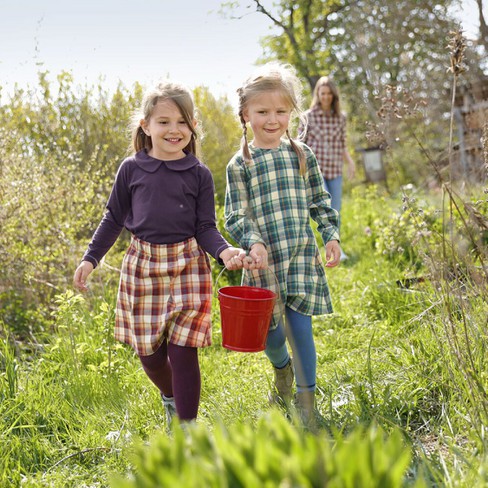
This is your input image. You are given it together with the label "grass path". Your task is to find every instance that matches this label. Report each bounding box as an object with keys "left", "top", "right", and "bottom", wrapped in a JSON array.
[{"left": 2, "top": 187, "right": 487, "bottom": 486}]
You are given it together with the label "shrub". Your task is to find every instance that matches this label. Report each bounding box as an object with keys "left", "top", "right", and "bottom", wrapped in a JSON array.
[{"left": 111, "top": 412, "right": 427, "bottom": 487}]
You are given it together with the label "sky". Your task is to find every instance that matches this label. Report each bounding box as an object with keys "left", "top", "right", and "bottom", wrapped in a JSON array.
[
  {"left": 0, "top": 0, "right": 482, "bottom": 107},
  {"left": 0, "top": 0, "right": 272, "bottom": 106}
]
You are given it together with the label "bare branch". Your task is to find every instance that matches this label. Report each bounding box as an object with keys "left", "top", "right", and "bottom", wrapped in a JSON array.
[
  {"left": 253, "top": 0, "right": 305, "bottom": 77},
  {"left": 476, "top": 0, "right": 488, "bottom": 51},
  {"left": 253, "top": 0, "right": 288, "bottom": 32}
]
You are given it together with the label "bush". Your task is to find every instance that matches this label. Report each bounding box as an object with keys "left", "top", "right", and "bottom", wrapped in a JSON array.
[{"left": 112, "top": 412, "right": 427, "bottom": 487}]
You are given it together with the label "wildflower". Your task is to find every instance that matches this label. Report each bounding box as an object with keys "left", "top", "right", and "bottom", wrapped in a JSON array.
[
  {"left": 447, "top": 30, "right": 467, "bottom": 76},
  {"left": 106, "top": 431, "right": 120, "bottom": 442}
]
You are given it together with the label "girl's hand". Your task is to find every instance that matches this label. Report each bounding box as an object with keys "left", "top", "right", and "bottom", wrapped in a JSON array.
[
  {"left": 325, "top": 240, "right": 341, "bottom": 268},
  {"left": 73, "top": 261, "right": 94, "bottom": 292},
  {"left": 220, "top": 247, "right": 247, "bottom": 270},
  {"left": 248, "top": 243, "right": 268, "bottom": 269}
]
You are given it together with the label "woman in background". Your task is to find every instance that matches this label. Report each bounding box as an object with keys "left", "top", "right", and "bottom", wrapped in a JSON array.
[{"left": 300, "top": 76, "right": 355, "bottom": 261}]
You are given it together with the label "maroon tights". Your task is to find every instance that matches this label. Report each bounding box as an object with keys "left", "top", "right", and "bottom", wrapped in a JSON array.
[{"left": 138, "top": 340, "right": 200, "bottom": 421}]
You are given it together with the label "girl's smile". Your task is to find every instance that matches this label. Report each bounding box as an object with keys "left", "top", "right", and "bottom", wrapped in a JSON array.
[
  {"left": 141, "top": 99, "right": 196, "bottom": 160},
  {"left": 243, "top": 90, "right": 292, "bottom": 149}
]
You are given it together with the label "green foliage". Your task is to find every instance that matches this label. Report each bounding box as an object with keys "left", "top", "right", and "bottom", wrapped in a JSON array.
[
  {"left": 0, "top": 292, "right": 136, "bottom": 487},
  {"left": 2, "top": 185, "right": 488, "bottom": 486},
  {"left": 0, "top": 72, "right": 139, "bottom": 336},
  {"left": 112, "top": 413, "right": 423, "bottom": 488},
  {"left": 0, "top": 328, "right": 18, "bottom": 401},
  {"left": 346, "top": 185, "right": 441, "bottom": 269},
  {"left": 193, "top": 86, "right": 241, "bottom": 203}
]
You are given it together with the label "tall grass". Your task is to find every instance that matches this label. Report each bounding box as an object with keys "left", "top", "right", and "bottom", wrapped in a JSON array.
[
  {"left": 411, "top": 31, "right": 488, "bottom": 460},
  {"left": 2, "top": 180, "right": 487, "bottom": 486}
]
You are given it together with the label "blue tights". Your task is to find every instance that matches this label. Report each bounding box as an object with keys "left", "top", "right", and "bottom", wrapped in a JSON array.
[{"left": 265, "top": 307, "right": 316, "bottom": 392}]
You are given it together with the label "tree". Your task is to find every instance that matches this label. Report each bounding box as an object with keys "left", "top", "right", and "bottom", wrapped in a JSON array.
[
  {"left": 475, "top": 0, "right": 488, "bottom": 52},
  {"left": 221, "top": 0, "right": 352, "bottom": 92},
  {"left": 221, "top": 0, "right": 487, "bottom": 186},
  {"left": 223, "top": 1, "right": 462, "bottom": 117}
]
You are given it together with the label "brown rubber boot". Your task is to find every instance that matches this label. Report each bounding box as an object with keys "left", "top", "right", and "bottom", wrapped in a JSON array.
[
  {"left": 295, "top": 390, "right": 317, "bottom": 431},
  {"left": 269, "top": 358, "right": 294, "bottom": 407}
]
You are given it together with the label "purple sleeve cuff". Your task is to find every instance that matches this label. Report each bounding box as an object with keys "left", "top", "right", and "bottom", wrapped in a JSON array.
[{"left": 82, "top": 255, "right": 99, "bottom": 269}]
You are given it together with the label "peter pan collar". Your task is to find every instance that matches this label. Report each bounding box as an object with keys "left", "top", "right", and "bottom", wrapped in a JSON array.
[{"left": 134, "top": 149, "right": 199, "bottom": 173}]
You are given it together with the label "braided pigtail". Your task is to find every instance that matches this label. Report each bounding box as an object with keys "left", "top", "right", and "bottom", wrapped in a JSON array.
[
  {"left": 286, "top": 129, "right": 306, "bottom": 176},
  {"left": 240, "top": 117, "right": 252, "bottom": 164},
  {"left": 237, "top": 87, "right": 253, "bottom": 165}
]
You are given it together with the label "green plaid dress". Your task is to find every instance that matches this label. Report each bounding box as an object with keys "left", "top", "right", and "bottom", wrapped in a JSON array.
[{"left": 224, "top": 140, "right": 340, "bottom": 328}]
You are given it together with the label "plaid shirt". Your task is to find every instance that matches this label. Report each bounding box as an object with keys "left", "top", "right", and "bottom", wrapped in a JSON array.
[
  {"left": 224, "top": 140, "right": 340, "bottom": 327},
  {"left": 299, "top": 105, "right": 347, "bottom": 179}
]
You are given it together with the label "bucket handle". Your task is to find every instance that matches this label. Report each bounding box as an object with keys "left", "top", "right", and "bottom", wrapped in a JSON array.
[{"left": 215, "top": 265, "right": 281, "bottom": 301}]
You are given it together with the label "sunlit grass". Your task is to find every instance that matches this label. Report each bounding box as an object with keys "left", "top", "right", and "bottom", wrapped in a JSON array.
[{"left": 2, "top": 184, "right": 487, "bottom": 486}]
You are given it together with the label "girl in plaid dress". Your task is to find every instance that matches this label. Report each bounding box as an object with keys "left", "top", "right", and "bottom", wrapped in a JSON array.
[
  {"left": 225, "top": 63, "right": 342, "bottom": 428},
  {"left": 73, "top": 81, "right": 246, "bottom": 425}
]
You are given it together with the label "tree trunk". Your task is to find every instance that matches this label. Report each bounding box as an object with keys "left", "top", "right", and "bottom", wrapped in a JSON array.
[{"left": 476, "top": 0, "right": 488, "bottom": 52}]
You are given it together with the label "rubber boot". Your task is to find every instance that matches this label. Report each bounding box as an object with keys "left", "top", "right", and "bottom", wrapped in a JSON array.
[
  {"left": 295, "top": 390, "right": 317, "bottom": 431},
  {"left": 269, "top": 358, "right": 294, "bottom": 407}
]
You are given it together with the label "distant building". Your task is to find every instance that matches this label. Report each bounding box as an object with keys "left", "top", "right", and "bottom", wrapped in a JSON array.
[{"left": 453, "top": 77, "right": 488, "bottom": 182}]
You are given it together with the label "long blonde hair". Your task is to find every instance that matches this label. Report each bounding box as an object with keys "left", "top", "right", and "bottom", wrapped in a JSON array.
[
  {"left": 236, "top": 63, "right": 307, "bottom": 175},
  {"left": 131, "top": 81, "right": 198, "bottom": 156},
  {"left": 310, "top": 76, "right": 342, "bottom": 115}
]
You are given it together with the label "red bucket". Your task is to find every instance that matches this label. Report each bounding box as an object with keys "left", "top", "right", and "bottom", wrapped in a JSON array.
[{"left": 218, "top": 285, "right": 277, "bottom": 352}]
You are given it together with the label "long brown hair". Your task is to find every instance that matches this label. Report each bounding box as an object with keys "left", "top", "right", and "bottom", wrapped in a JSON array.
[
  {"left": 130, "top": 81, "right": 198, "bottom": 156},
  {"left": 310, "top": 76, "right": 341, "bottom": 115},
  {"left": 237, "top": 63, "right": 307, "bottom": 175}
]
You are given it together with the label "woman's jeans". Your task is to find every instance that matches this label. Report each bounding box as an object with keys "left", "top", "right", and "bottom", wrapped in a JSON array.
[{"left": 324, "top": 175, "right": 343, "bottom": 216}]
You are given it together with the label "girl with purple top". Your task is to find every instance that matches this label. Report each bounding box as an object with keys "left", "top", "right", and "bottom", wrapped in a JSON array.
[{"left": 73, "top": 81, "right": 246, "bottom": 426}]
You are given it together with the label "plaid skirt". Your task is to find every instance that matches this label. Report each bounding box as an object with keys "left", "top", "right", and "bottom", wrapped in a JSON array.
[{"left": 115, "top": 235, "right": 212, "bottom": 356}]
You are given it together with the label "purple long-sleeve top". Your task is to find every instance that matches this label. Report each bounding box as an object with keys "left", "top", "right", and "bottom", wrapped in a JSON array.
[{"left": 82, "top": 150, "right": 230, "bottom": 267}]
